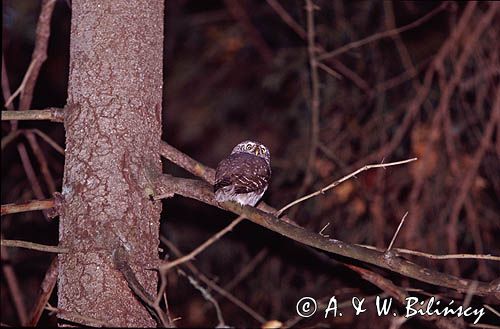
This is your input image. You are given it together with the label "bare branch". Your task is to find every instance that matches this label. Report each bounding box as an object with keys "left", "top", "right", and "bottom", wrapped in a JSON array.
[
  {"left": 387, "top": 211, "right": 409, "bottom": 251},
  {"left": 112, "top": 247, "right": 171, "bottom": 328},
  {"left": 159, "top": 216, "right": 245, "bottom": 272},
  {"left": 1, "top": 108, "right": 65, "bottom": 122},
  {"left": 291, "top": 0, "right": 323, "bottom": 214},
  {"left": 178, "top": 269, "right": 226, "bottom": 328},
  {"left": 359, "top": 245, "right": 500, "bottom": 262},
  {"left": 277, "top": 158, "right": 418, "bottom": 216},
  {"left": 1, "top": 199, "right": 55, "bottom": 216},
  {"left": 14, "top": 0, "right": 56, "bottom": 110},
  {"left": 153, "top": 173, "right": 497, "bottom": 296},
  {"left": 27, "top": 257, "right": 58, "bottom": 326},
  {"left": 160, "top": 237, "right": 267, "bottom": 324},
  {"left": 0, "top": 239, "right": 68, "bottom": 254},
  {"left": 317, "top": 2, "right": 449, "bottom": 61}
]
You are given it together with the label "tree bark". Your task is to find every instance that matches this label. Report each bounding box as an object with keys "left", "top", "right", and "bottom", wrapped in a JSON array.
[{"left": 58, "top": 1, "right": 164, "bottom": 326}]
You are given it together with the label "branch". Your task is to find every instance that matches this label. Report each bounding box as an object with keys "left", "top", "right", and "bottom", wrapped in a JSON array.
[
  {"left": 10, "top": 0, "right": 56, "bottom": 110},
  {"left": 276, "top": 158, "right": 418, "bottom": 216},
  {"left": 112, "top": 247, "right": 171, "bottom": 328},
  {"left": 292, "top": 0, "right": 322, "bottom": 213},
  {"left": 27, "top": 257, "right": 58, "bottom": 326},
  {"left": 1, "top": 108, "right": 65, "bottom": 122},
  {"left": 0, "top": 239, "right": 68, "bottom": 253},
  {"left": 1, "top": 199, "right": 55, "bottom": 216},
  {"left": 359, "top": 245, "right": 500, "bottom": 262},
  {"left": 159, "top": 216, "right": 245, "bottom": 272},
  {"left": 317, "top": 2, "right": 449, "bottom": 61},
  {"left": 157, "top": 142, "right": 499, "bottom": 295},
  {"left": 160, "top": 236, "right": 267, "bottom": 323},
  {"left": 153, "top": 174, "right": 498, "bottom": 297}
]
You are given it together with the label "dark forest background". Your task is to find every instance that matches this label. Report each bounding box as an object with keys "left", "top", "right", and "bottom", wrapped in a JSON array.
[{"left": 2, "top": 1, "right": 499, "bottom": 328}]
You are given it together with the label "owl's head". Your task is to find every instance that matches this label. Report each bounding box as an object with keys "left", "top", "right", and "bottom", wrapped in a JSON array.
[{"left": 231, "top": 140, "right": 271, "bottom": 164}]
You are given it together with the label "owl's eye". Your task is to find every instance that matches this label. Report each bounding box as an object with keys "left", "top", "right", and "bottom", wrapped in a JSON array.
[{"left": 246, "top": 144, "right": 253, "bottom": 150}]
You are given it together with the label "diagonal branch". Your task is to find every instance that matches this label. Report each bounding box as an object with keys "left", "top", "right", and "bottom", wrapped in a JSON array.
[
  {"left": 27, "top": 257, "right": 58, "bottom": 326},
  {"left": 276, "top": 158, "right": 417, "bottom": 216},
  {"left": 153, "top": 174, "right": 497, "bottom": 297},
  {"left": 317, "top": 2, "right": 449, "bottom": 61},
  {"left": 112, "top": 247, "right": 171, "bottom": 328}
]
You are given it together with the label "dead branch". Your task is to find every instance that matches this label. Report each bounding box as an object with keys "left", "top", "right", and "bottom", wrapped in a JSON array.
[
  {"left": 0, "top": 239, "right": 68, "bottom": 253},
  {"left": 112, "top": 247, "right": 171, "bottom": 328},
  {"left": 153, "top": 174, "right": 498, "bottom": 297},
  {"left": 159, "top": 216, "right": 245, "bottom": 272},
  {"left": 27, "top": 257, "right": 58, "bottom": 326},
  {"left": 160, "top": 236, "right": 267, "bottom": 323},
  {"left": 1, "top": 108, "right": 65, "bottom": 122},
  {"left": 1, "top": 199, "right": 55, "bottom": 216},
  {"left": 317, "top": 2, "right": 449, "bottom": 60},
  {"left": 277, "top": 158, "right": 417, "bottom": 216},
  {"left": 6, "top": 0, "right": 56, "bottom": 110}
]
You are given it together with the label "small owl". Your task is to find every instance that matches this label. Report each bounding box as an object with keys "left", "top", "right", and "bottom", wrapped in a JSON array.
[{"left": 214, "top": 140, "right": 271, "bottom": 206}]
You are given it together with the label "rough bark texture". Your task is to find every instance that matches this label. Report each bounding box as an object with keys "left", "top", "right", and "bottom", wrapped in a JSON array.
[{"left": 58, "top": 1, "right": 163, "bottom": 327}]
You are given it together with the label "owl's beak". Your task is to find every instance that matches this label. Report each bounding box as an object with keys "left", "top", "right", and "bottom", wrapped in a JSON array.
[{"left": 254, "top": 149, "right": 260, "bottom": 156}]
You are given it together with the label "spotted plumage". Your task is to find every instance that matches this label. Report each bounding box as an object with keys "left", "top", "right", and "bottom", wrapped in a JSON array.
[{"left": 214, "top": 141, "right": 271, "bottom": 206}]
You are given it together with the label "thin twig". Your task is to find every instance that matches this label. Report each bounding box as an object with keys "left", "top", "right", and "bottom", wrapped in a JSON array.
[
  {"left": 17, "top": 143, "right": 51, "bottom": 219},
  {"left": 2, "top": 55, "right": 14, "bottom": 110},
  {"left": 1, "top": 130, "right": 23, "bottom": 150},
  {"left": 25, "top": 132, "right": 56, "bottom": 194},
  {"left": 387, "top": 211, "right": 408, "bottom": 251},
  {"left": 291, "top": 0, "right": 321, "bottom": 218},
  {"left": 18, "top": 0, "right": 57, "bottom": 111},
  {"left": 159, "top": 215, "right": 245, "bottom": 272},
  {"left": 318, "top": 222, "right": 330, "bottom": 237},
  {"left": 1, "top": 108, "right": 65, "bottom": 122},
  {"left": 277, "top": 158, "right": 417, "bottom": 216},
  {"left": 317, "top": 2, "right": 448, "bottom": 60},
  {"left": 266, "top": 0, "right": 306, "bottom": 38},
  {"left": 317, "top": 61, "right": 342, "bottom": 79},
  {"left": 0, "top": 239, "right": 69, "bottom": 253},
  {"left": 29, "top": 129, "right": 65, "bottom": 155},
  {"left": 359, "top": 245, "right": 500, "bottom": 261},
  {"left": 266, "top": 0, "right": 370, "bottom": 91},
  {"left": 160, "top": 237, "right": 267, "bottom": 324},
  {"left": 27, "top": 257, "right": 58, "bottom": 326},
  {"left": 4, "top": 61, "right": 37, "bottom": 108},
  {"left": 1, "top": 199, "right": 55, "bottom": 216},
  {"left": 178, "top": 269, "right": 226, "bottom": 328}
]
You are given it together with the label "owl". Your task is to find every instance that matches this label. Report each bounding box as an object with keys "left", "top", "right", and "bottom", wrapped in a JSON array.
[{"left": 214, "top": 140, "right": 271, "bottom": 206}]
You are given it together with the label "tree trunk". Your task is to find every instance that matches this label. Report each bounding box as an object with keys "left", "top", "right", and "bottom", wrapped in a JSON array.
[{"left": 58, "top": 1, "right": 164, "bottom": 326}]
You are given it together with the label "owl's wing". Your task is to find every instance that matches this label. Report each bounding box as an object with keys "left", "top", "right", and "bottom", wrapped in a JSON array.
[{"left": 214, "top": 153, "right": 271, "bottom": 194}]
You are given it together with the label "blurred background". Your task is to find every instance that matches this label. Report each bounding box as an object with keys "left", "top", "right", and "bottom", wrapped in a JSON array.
[{"left": 2, "top": 0, "right": 499, "bottom": 327}]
